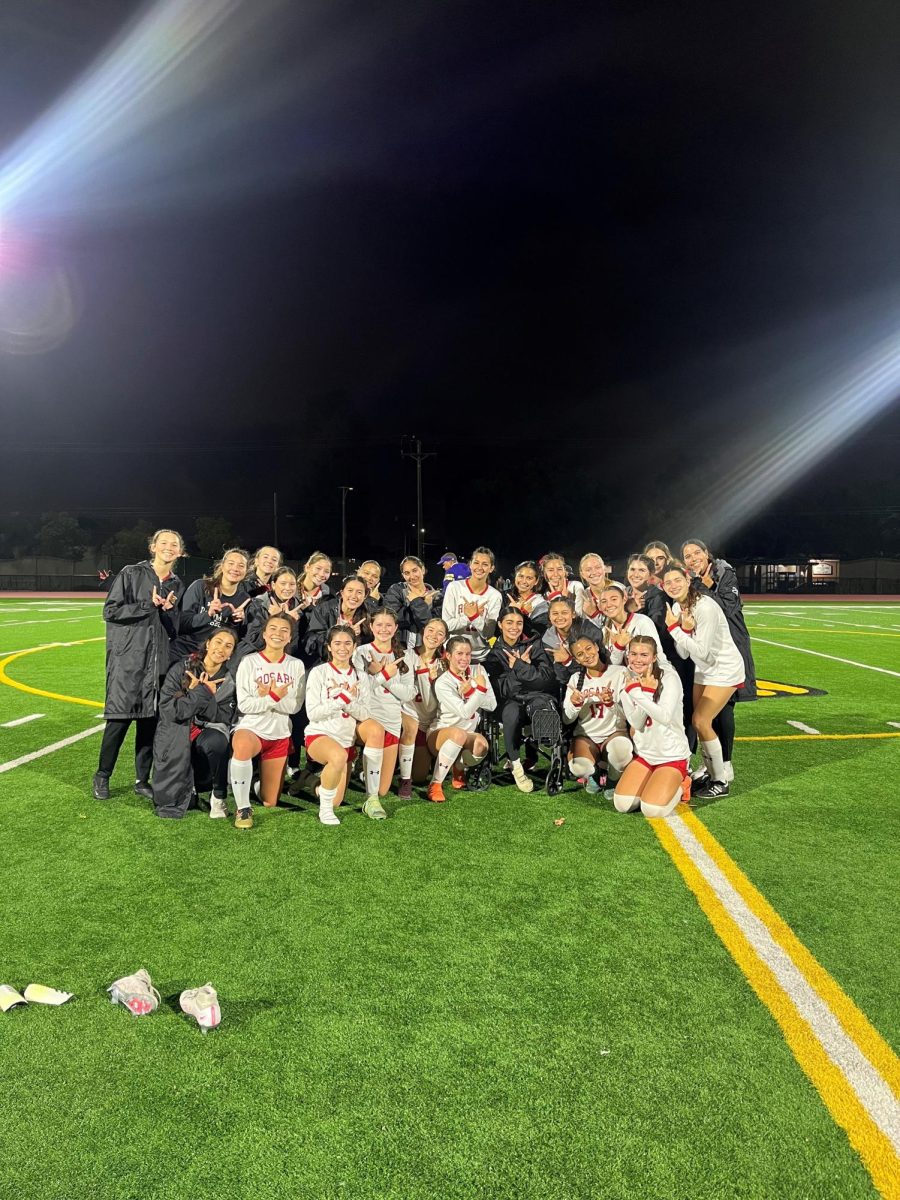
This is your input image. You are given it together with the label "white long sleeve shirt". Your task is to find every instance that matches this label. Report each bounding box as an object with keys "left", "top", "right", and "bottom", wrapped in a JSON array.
[
  {"left": 442, "top": 579, "right": 503, "bottom": 660},
  {"left": 305, "top": 662, "right": 370, "bottom": 748},
  {"left": 234, "top": 651, "right": 305, "bottom": 741},
  {"left": 545, "top": 580, "right": 585, "bottom": 616},
  {"left": 563, "top": 665, "right": 629, "bottom": 743},
  {"left": 619, "top": 671, "right": 690, "bottom": 765},
  {"left": 352, "top": 644, "right": 417, "bottom": 737},
  {"left": 670, "top": 595, "right": 744, "bottom": 687},
  {"left": 605, "top": 612, "right": 668, "bottom": 666},
  {"left": 430, "top": 667, "right": 497, "bottom": 733},
  {"left": 402, "top": 652, "right": 442, "bottom": 730}
]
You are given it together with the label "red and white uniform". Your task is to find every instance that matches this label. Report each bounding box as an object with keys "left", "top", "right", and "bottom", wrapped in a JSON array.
[
  {"left": 579, "top": 586, "right": 606, "bottom": 628},
  {"left": 305, "top": 662, "right": 370, "bottom": 749},
  {"left": 619, "top": 671, "right": 690, "bottom": 766},
  {"left": 430, "top": 668, "right": 497, "bottom": 733},
  {"left": 605, "top": 612, "right": 668, "bottom": 666},
  {"left": 352, "top": 644, "right": 416, "bottom": 738},
  {"left": 563, "top": 665, "right": 629, "bottom": 743},
  {"left": 402, "top": 653, "right": 442, "bottom": 731},
  {"left": 545, "top": 579, "right": 585, "bottom": 615},
  {"left": 234, "top": 652, "right": 305, "bottom": 741},
  {"left": 442, "top": 579, "right": 503, "bottom": 660},
  {"left": 670, "top": 595, "right": 743, "bottom": 687}
]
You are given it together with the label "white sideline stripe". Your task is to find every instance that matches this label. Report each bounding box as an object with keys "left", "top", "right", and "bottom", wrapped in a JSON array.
[
  {"left": 752, "top": 637, "right": 900, "bottom": 678},
  {"left": 888, "top": 722, "right": 900, "bottom": 730},
  {"left": 665, "top": 815, "right": 900, "bottom": 1153},
  {"left": 1, "top": 713, "right": 44, "bottom": 728},
  {"left": 787, "top": 720, "right": 821, "bottom": 735},
  {"left": 0, "top": 616, "right": 99, "bottom": 628},
  {"left": 0, "top": 725, "right": 103, "bottom": 774},
  {"left": 759, "top": 612, "right": 900, "bottom": 633}
]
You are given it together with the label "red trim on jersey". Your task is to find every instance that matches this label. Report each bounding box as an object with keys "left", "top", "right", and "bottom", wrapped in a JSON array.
[
  {"left": 268, "top": 690, "right": 282, "bottom": 702},
  {"left": 464, "top": 577, "right": 488, "bottom": 596},
  {"left": 261, "top": 651, "right": 287, "bottom": 664}
]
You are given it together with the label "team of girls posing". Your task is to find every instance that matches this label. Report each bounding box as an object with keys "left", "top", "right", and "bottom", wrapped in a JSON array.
[{"left": 92, "top": 533, "right": 755, "bottom": 827}]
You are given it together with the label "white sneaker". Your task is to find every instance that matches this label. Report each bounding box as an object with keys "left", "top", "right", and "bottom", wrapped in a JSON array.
[
  {"left": 363, "top": 796, "right": 388, "bottom": 820},
  {"left": 179, "top": 983, "right": 221, "bottom": 1031},
  {"left": 209, "top": 794, "right": 228, "bottom": 820},
  {"left": 510, "top": 760, "right": 534, "bottom": 793},
  {"left": 108, "top": 968, "right": 160, "bottom": 1016}
]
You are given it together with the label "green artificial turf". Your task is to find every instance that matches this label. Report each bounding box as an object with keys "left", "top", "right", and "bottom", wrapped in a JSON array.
[{"left": 0, "top": 599, "right": 896, "bottom": 1200}]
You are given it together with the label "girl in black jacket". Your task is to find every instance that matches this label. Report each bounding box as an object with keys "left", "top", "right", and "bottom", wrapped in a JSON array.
[
  {"left": 486, "top": 609, "right": 557, "bottom": 792},
  {"left": 170, "top": 548, "right": 251, "bottom": 664},
  {"left": 92, "top": 528, "right": 185, "bottom": 802},
  {"left": 303, "top": 575, "right": 373, "bottom": 664},
  {"left": 151, "top": 628, "right": 238, "bottom": 820},
  {"left": 384, "top": 556, "right": 441, "bottom": 648}
]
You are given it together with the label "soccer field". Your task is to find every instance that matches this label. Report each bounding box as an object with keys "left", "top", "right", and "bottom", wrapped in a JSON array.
[{"left": 0, "top": 598, "right": 898, "bottom": 1200}]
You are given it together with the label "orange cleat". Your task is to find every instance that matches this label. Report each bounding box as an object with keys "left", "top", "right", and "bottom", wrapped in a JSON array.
[
  {"left": 451, "top": 764, "right": 466, "bottom": 790},
  {"left": 681, "top": 775, "right": 692, "bottom": 804},
  {"left": 427, "top": 782, "right": 447, "bottom": 803}
]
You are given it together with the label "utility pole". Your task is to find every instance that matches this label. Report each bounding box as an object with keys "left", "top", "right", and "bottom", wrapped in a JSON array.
[
  {"left": 273, "top": 491, "right": 278, "bottom": 546},
  {"left": 339, "top": 486, "right": 353, "bottom": 573},
  {"left": 401, "top": 436, "right": 435, "bottom": 560}
]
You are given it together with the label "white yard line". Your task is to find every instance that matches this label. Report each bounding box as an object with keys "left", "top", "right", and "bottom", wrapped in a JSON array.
[
  {"left": 787, "top": 720, "right": 821, "bottom": 735},
  {"left": 753, "top": 612, "right": 900, "bottom": 633},
  {"left": 888, "top": 722, "right": 900, "bottom": 730},
  {"left": 1, "top": 713, "right": 45, "bottom": 728},
  {"left": 0, "top": 616, "right": 100, "bottom": 629},
  {"left": 0, "top": 725, "right": 103, "bottom": 774},
  {"left": 752, "top": 636, "right": 900, "bottom": 678}
]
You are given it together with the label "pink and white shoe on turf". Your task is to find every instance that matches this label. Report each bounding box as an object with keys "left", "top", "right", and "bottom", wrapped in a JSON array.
[
  {"left": 179, "top": 983, "right": 221, "bottom": 1031},
  {"left": 108, "top": 968, "right": 160, "bottom": 1016}
]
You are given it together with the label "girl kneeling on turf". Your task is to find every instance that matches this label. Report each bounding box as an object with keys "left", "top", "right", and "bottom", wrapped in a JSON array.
[
  {"left": 400, "top": 618, "right": 448, "bottom": 788},
  {"left": 563, "top": 636, "right": 633, "bottom": 794},
  {"left": 427, "top": 635, "right": 497, "bottom": 803},
  {"left": 662, "top": 562, "right": 745, "bottom": 798},
  {"left": 614, "top": 635, "right": 690, "bottom": 818},
  {"left": 230, "top": 615, "right": 306, "bottom": 830},
  {"left": 305, "top": 626, "right": 371, "bottom": 825},
  {"left": 352, "top": 608, "right": 417, "bottom": 818}
]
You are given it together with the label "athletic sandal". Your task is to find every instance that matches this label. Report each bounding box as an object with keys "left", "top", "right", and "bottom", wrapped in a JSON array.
[
  {"left": 179, "top": 983, "right": 221, "bottom": 1032},
  {"left": 108, "top": 968, "right": 160, "bottom": 1017},
  {"left": 427, "top": 782, "right": 446, "bottom": 803},
  {"left": 397, "top": 779, "right": 413, "bottom": 800},
  {"left": 234, "top": 808, "right": 254, "bottom": 829},
  {"left": 451, "top": 765, "right": 466, "bottom": 790},
  {"left": 363, "top": 796, "right": 387, "bottom": 820}
]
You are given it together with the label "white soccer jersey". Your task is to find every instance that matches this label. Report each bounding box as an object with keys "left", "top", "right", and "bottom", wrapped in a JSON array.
[
  {"left": 352, "top": 644, "right": 416, "bottom": 737},
  {"left": 235, "top": 651, "right": 305, "bottom": 742},
  {"left": 606, "top": 612, "right": 668, "bottom": 666},
  {"left": 430, "top": 667, "right": 497, "bottom": 733},
  {"left": 563, "top": 665, "right": 629, "bottom": 743},
  {"left": 545, "top": 579, "right": 585, "bottom": 615},
  {"left": 442, "top": 579, "right": 503, "bottom": 659},
  {"left": 670, "top": 595, "right": 744, "bottom": 687},
  {"left": 579, "top": 586, "right": 606, "bottom": 629},
  {"left": 619, "top": 672, "right": 690, "bottom": 765},
  {"left": 305, "top": 662, "right": 370, "bottom": 749},
  {"left": 402, "top": 653, "right": 443, "bottom": 730}
]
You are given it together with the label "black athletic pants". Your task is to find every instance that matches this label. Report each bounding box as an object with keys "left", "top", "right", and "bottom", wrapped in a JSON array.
[
  {"left": 500, "top": 700, "right": 528, "bottom": 759},
  {"left": 191, "top": 728, "right": 230, "bottom": 796},
  {"left": 97, "top": 717, "right": 157, "bottom": 782}
]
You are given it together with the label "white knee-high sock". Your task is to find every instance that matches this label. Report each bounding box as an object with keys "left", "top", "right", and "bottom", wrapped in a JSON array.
[
  {"left": 641, "top": 789, "right": 681, "bottom": 819},
  {"left": 701, "top": 737, "right": 725, "bottom": 782},
  {"left": 569, "top": 756, "right": 594, "bottom": 778},
  {"left": 363, "top": 747, "right": 383, "bottom": 796},
  {"left": 229, "top": 758, "right": 253, "bottom": 810},
  {"left": 613, "top": 792, "right": 640, "bottom": 813},
  {"left": 606, "top": 737, "right": 633, "bottom": 777},
  {"left": 432, "top": 740, "right": 463, "bottom": 784},
  {"left": 398, "top": 742, "right": 415, "bottom": 782},
  {"left": 317, "top": 784, "right": 340, "bottom": 825},
  {"left": 723, "top": 760, "right": 734, "bottom": 783}
]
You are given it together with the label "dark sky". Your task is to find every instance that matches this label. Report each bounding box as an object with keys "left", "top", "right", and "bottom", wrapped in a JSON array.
[{"left": 1, "top": 0, "right": 899, "bottom": 567}]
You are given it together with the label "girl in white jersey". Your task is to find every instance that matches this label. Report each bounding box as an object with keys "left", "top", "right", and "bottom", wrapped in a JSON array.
[
  {"left": 541, "top": 552, "right": 584, "bottom": 614},
  {"left": 662, "top": 563, "right": 744, "bottom": 798},
  {"left": 441, "top": 546, "right": 502, "bottom": 662},
  {"left": 577, "top": 553, "right": 610, "bottom": 627},
  {"left": 426, "top": 635, "right": 496, "bottom": 803},
  {"left": 230, "top": 615, "right": 306, "bottom": 830},
  {"left": 613, "top": 635, "right": 691, "bottom": 818},
  {"left": 599, "top": 582, "right": 667, "bottom": 665},
  {"left": 563, "top": 636, "right": 633, "bottom": 793},
  {"left": 400, "top": 618, "right": 448, "bottom": 791},
  {"left": 305, "top": 626, "right": 371, "bottom": 825},
  {"left": 353, "top": 609, "right": 416, "bottom": 818}
]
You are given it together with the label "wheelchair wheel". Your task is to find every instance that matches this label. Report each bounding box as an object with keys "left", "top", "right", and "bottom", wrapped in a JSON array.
[
  {"left": 467, "top": 761, "right": 493, "bottom": 792},
  {"left": 545, "top": 749, "right": 565, "bottom": 796}
]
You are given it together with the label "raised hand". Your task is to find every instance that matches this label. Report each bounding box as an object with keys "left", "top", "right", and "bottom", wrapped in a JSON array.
[
  {"left": 472, "top": 667, "right": 486, "bottom": 690},
  {"left": 644, "top": 672, "right": 659, "bottom": 692},
  {"left": 231, "top": 598, "right": 251, "bottom": 624},
  {"left": 520, "top": 645, "right": 532, "bottom": 664},
  {"left": 185, "top": 670, "right": 200, "bottom": 690},
  {"left": 680, "top": 612, "right": 696, "bottom": 632},
  {"left": 664, "top": 604, "right": 678, "bottom": 628},
  {"left": 208, "top": 588, "right": 224, "bottom": 617},
  {"left": 504, "top": 649, "right": 518, "bottom": 668},
  {"left": 268, "top": 599, "right": 284, "bottom": 616},
  {"left": 613, "top": 626, "right": 632, "bottom": 650},
  {"left": 366, "top": 654, "right": 387, "bottom": 675},
  {"left": 463, "top": 599, "right": 480, "bottom": 620},
  {"left": 256, "top": 677, "right": 270, "bottom": 697},
  {"left": 570, "top": 689, "right": 584, "bottom": 706},
  {"left": 600, "top": 685, "right": 614, "bottom": 705},
  {"left": 270, "top": 681, "right": 290, "bottom": 700},
  {"left": 631, "top": 589, "right": 646, "bottom": 611},
  {"left": 552, "top": 645, "right": 570, "bottom": 664}
]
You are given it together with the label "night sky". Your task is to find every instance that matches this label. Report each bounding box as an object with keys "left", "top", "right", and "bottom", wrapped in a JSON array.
[{"left": 1, "top": 0, "right": 899, "bottom": 569}]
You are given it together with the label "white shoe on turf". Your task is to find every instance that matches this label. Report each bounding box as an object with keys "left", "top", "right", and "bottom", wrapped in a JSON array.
[
  {"left": 179, "top": 983, "right": 221, "bottom": 1031},
  {"left": 510, "top": 760, "right": 534, "bottom": 793},
  {"left": 209, "top": 794, "right": 228, "bottom": 819},
  {"left": 108, "top": 968, "right": 160, "bottom": 1016},
  {"left": 363, "top": 796, "right": 387, "bottom": 820}
]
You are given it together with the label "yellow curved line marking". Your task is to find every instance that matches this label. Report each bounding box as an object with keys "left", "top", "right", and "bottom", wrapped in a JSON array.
[{"left": 0, "top": 638, "right": 105, "bottom": 709}]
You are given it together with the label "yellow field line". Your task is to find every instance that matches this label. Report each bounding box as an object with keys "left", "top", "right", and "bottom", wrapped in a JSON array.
[
  {"left": 654, "top": 814, "right": 900, "bottom": 1198},
  {"left": 0, "top": 639, "right": 105, "bottom": 709},
  {"left": 736, "top": 732, "right": 900, "bottom": 742}
]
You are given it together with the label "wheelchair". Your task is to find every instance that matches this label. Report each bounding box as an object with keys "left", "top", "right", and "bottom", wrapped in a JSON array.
[{"left": 465, "top": 695, "right": 569, "bottom": 796}]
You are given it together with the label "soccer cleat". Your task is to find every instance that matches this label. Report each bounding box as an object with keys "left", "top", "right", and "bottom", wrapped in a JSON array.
[
  {"left": 681, "top": 776, "right": 692, "bottom": 804},
  {"left": 209, "top": 794, "right": 228, "bottom": 820},
  {"left": 108, "top": 968, "right": 160, "bottom": 1017},
  {"left": 363, "top": 796, "right": 388, "bottom": 820},
  {"left": 451, "top": 764, "right": 466, "bottom": 790},
  {"left": 92, "top": 772, "right": 110, "bottom": 800},
  {"left": 694, "top": 779, "right": 729, "bottom": 799},
  {"left": 179, "top": 983, "right": 221, "bottom": 1032},
  {"left": 510, "top": 760, "right": 534, "bottom": 794},
  {"left": 585, "top": 776, "right": 602, "bottom": 795},
  {"left": 397, "top": 779, "right": 413, "bottom": 800},
  {"left": 133, "top": 781, "right": 153, "bottom": 800},
  {"left": 427, "top": 782, "right": 446, "bottom": 804},
  {"left": 690, "top": 770, "right": 710, "bottom": 795},
  {"left": 234, "top": 808, "right": 253, "bottom": 829}
]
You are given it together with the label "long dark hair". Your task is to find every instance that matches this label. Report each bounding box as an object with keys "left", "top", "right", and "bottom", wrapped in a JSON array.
[
  {"left": 571, "top": 635, "right": 608, "bottom": 692},
  {"left": 663, "top": 561, "right": 702, "bottom": 616}
]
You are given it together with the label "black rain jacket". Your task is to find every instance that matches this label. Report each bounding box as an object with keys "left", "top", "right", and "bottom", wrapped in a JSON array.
[
  {"left": 486, "top": 634, "right": 556, "bottom": 704},
  {"left": 102, "top": 561, "right": 184, "bottom": 719}
]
